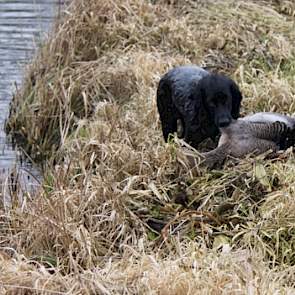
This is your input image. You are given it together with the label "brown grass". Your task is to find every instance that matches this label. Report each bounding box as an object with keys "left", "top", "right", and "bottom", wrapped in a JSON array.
[{"left": 2, "top": 0, "right": 295, "bottom": 293}]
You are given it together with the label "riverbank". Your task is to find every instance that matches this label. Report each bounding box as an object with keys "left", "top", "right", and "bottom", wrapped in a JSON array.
[{"left": 2, "top": 0, "right": 295, "bottom": 293}]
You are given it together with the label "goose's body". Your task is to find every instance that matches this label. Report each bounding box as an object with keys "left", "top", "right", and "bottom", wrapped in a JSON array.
[{"left": 199, "top": 113, "right": 295, "bottom": 169}]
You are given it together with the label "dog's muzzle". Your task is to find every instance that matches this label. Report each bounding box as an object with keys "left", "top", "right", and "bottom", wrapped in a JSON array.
[{"left": 218, "top": 117, "right": 232, "bottom": 128}]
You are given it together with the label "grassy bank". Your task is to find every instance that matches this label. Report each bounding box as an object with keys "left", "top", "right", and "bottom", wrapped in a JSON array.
[{"left": 2, "top": 0, "right": 295, "bottom": 293}]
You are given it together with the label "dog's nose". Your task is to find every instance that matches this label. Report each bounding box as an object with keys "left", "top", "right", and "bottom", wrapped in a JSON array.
[{"left": 218, "top": 117, "right": 232, "bottom": 127}]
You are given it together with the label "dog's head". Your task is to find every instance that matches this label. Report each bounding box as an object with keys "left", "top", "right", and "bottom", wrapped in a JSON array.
[{"left": 198, "top": 74, "right": 242, "bottom": 128}]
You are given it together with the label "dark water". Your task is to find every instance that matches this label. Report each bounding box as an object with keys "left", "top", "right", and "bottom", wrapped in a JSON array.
[{"left": 0, "top": 1, "right": 63, "bottom": 205}]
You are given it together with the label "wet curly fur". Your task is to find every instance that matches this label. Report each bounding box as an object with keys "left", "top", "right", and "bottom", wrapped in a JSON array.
[{"left": 156, "top": 65, "right": 243, "bottom": 148}]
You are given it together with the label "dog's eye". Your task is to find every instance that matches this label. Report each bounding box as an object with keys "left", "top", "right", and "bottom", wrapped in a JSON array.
[{"left": 214, "top": 93, "right": 228, "bottom": 105}]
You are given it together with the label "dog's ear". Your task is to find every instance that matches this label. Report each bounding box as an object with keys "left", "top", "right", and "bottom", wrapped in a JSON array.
[{"left": 230, "top": 81, "right": 243, "bottom": 119}]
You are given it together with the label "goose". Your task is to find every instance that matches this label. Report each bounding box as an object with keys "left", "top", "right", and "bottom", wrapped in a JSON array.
[{"left": 186, "top": 112, "right": 295, "bottom": 169}]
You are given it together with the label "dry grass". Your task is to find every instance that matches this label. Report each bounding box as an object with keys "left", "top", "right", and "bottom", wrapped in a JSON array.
[
  {"left": 2, "top": 0, "right": 295, "bottom": 293},
  {"left": 1, "top": 245, "right": 294, "bottom": 294}
]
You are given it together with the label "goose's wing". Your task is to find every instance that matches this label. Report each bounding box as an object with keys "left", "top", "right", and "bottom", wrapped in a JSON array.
[
  {"left": 242, "top": 121, "right": 288, "bottom": 142},
  {"left": 238, "top": 120, "right": 295, "bottom": 151}
]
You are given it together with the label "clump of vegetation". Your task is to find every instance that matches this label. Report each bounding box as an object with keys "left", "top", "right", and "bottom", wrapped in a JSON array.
[{"left": 2, "top": 0, "right": 295, "bottom": 293}]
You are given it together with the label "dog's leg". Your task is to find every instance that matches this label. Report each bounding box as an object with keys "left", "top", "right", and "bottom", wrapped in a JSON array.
[
  {"left": 184, "top": 124, "right": 205, "bottom": 149},
  {"left": 162, "top": 115, "right": 178, "bottom": 142},
  {"left": 156, "top": 80, "right": 178, "bottom": 142}
]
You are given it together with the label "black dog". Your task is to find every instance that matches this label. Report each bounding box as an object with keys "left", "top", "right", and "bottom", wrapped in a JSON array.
[{"left": 156, "top": 65, "right": 243, "bottom": 148}]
